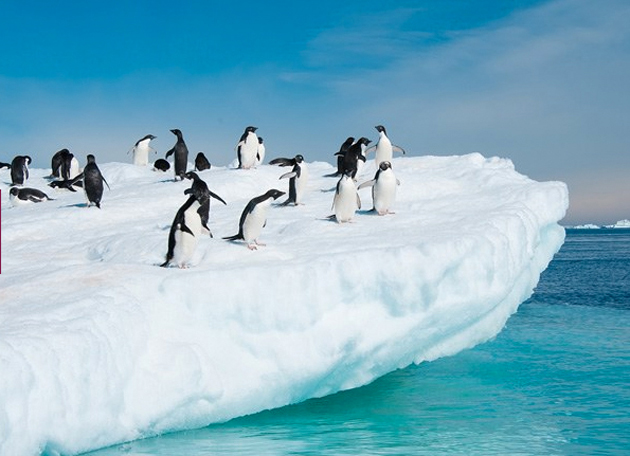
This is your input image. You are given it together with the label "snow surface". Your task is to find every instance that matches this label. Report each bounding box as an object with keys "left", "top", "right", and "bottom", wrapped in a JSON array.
[{"left": 0, "top": 154, "right": 568, "bottom": 455}]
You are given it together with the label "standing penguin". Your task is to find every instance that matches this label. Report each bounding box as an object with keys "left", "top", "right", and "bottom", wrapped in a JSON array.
[
  {"left": 330, "top": 173, "right": 361, "bottom": 223},
  {"left": 130, "top": 134, "right": 157, "bottom": 166},
  {"left": 165, "top": 129, "right": 189, "bottom": 180},
  {"left": 51, "top": 149, "right": 69, "bottom": 178},
  {"left": 183, "top": 171, "right": 227, "bottom": 237},
  {"left": 223, "top": 189, "right": 285, "bottom": 249},
  {"left": 336, "top": 138, "right": 370, "bottom": 179},
  {"left": 358, "top": 161, "right": 400, "bottom": 215},
  {"left": 269, "top": 154, "right": 309, "bottom": 206},
  {"left": 160, "top": 194, "right": 204, "bottom": 269},
  {"left": 366, "top": 125, "right": 406, "bottom": 167},
  {"left": 194, "top": 152, "right": 211, "bottom": 171},
  {"left": 10, "top": 155, "right": 31, "bottom": 186},
  {"left": 82, "top": 154, "right": 110, "bottom": 208},
  {"left": 256, "top": 136, "right": 266, "bottom": 165},
  {"left": 325, "top": 137, "right": 355, "bottom": 177},
  {"left": 235, "top": 126, "right": 259, "bottom": 169}
]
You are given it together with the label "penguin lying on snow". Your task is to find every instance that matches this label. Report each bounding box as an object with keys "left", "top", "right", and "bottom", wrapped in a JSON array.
[
  {"left": 269, "top": 154, "right": 309, "bottom": 206},
  {"left": 223, "top": 189, "right": 285, "bottom": 250},
  {"left": 48, "top": 178, "right": 83, "bottom": 192},
  {"left": 9, "top": 187, "right": 54, "bottom": 206},
  {"left": 358, "top": 161, "right": 400, "bottom": 215},
  {"left": 329, "top": 173, "right": 361, "bottom": 223},
  {"left": 183, "top": 171, "right": 227, "bottom": 237}
]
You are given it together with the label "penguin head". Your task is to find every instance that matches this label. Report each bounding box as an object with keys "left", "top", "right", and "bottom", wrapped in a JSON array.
[
  {"left": 24, "top": 155, "right": 32, "bottom": 165},
  {"left": 258, "top": 136, "right": 264, "bottom": 144},
  {"left": 358, "top": 137, "right": 372, "bottom": 146},
  {"left": 379, "top": 161, "right": 392, "bottom": 171},
  {"left": 246, "top": 126, "right": 258, "bottom": 133},
  {"left": 9, "top": 187, "right": 19, "bottom": 196},
  {"left": 295, "top": 154, "right": 304, "bottom": 163},
  {"left": 170, "top": 129, "right": 183, "bottom": 138},
  {"left": 264, "top": 189, "right": 285, "bottom": 200},
  {"left": 184, "top": 171, "right": 199, "bottom": 181},
  {"left": 375, "top": 125, "right": 387, "bottom": 135},
  {"left": 86, "top": 154, "right": 96, "bottom": 164}
]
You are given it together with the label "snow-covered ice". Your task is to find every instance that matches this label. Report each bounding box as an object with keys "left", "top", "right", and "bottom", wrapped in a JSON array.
[{"left": 0, "top": 154, "right": 568, "bottom": 455}]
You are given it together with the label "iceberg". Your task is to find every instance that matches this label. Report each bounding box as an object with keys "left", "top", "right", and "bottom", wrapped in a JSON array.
[{"left": 0, "top": 154, "right": 568, "bottom": 455}]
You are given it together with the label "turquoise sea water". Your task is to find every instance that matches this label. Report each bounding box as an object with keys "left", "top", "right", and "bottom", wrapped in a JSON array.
[{"left": 86, "top": 229, "right": 630, "bottom": 456}]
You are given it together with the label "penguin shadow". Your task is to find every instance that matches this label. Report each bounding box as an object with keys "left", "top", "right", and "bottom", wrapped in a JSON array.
[
  {"left": 63, "top": 202, "right": 92, "bottom": 208},
  {"left": 319, "top": 186, "right": 337, "bottom": 193},
  {"left": 357, "top": 209, "right": 378, "bottom": 216}
]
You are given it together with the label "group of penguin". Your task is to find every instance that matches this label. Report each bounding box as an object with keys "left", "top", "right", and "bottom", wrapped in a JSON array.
[{"left": 2, "top": 125, "right": 405, "bottom": 268}]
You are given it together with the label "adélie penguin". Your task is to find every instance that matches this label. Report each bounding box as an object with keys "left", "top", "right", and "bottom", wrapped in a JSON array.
[
  {"left": 235, "top": 126, "right": 259, "bottom": 169},
  {"left": 9, "top": 187, "right": 54, "bottom": 206},
  {"left": 10, "top": 155, "right": 31, "bottom": 186},
  {"left": 330, "top": 172, "right": 361, "bottom": 223},
  {"left": 256, "top": 137, "right": 266, "bottom": 165},
  {"left": 366, "top": 125, "right": 406, "bottom": 167},
  {"left": 165, "top": 129, "right": 189, "bottom": 180},
  {"left": 130, "top": 134, "right": 157, "bottom": 166},
  {"left": 194, "top": 152, "right": 211, "bottom": 171},
  {"left": 269, "top": 154, "right": 309, "bottom": 205},
  {"left": 325, "top": 137, "right": 355, "bottom": 177},
  {"left": 358, "top": 161, "right": 400, "bottom": 215},
  {"left": 223, "top": 189, "right": 285, "bottom": 249},
  {"left": 81, "top": 154, "right": 110, "bottom": 208},
  {"left": 336, "top": 138, "right": 369, "bottom": 179},
  {"left": 160, "top": 194, "right": 204, "bottom": 269},
  {"left": 183, "top": 171, "right": 227, "bottom": 237}
]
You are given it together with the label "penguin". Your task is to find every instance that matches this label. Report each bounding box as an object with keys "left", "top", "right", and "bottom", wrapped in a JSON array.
[
  {"left": 269, "top": 154, "right": 309, "bottom": 206},
  {"left": 366, "top": 125, "right": 406, "bottom": 167},
  {"left": 335, "top": 138, "right": 370, "bottom": 179},
  {"left": 235, "top": 126, "right": 259, "bottom": 169},
  {"left": 164, "top": 129, "right": 189, "bottom": 180},
  {"left": 223, "top": 189, "right": 285, "bottom": 249},
  {"left": 183, "top": 171, "right": 227, "bottom": 237},
  {"left": 9, "top": 187, "right": 53, "bottom": 206},
  {"left": 0, "top": 162, "right": 11, "bottom": 169},
  {"left": 10, "top": 155, "right": 31, "bottom": 186},
  {"left": 130, "top": 134, "right": 157, "bottom": 166},
  {"left": 325, "top": 137, "right": 354, "bottom": 177},
  {"left": 160, "top": 195, "right": 204, "bottom": 269},
  {"left": 51, "top": 149, "right": 68, "bottom": 178},
  {"left": 330, "top": 172, "right": 361, "bottom": 223},
  {"left": 61, "top": 151, "right": 80, "bottom": 180},
  {"left": 194, "top": 152, "right": 211, "bottom": 171},
  {"left": 256, "top": 136, "right": 266, "bottom": 165},
  {"left": 358, "top": 161, "right": 400, "bottom": 215},
  {"left": 81, "top": 154, "right": 110, "bottom": 208},
  {"left": 48, "top": 178, "right": 83, "bottom": 192},
  {"left": 153, "top": 158, "right": 170, "bottom": 172}
]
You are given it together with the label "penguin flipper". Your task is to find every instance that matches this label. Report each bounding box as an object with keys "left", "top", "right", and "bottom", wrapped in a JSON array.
[
  {"left": 358, "top": 179, "right": 376, "bottom": 190},
  {"left": 392, "top": 145, "right": 406, "bottom": 155},
  {"left": 165, "top": 147, "right": 175, "bottom": 159},
  {"left": 209, "top": 191, "right": 227, "bottom": 205},
  {"left": 279, "top": 171, "right": 297, "bottom": 180},
  {"left": 269, "top": 157, "right": 293, "bottom": 167},
  {"left": 101, "top": 174, "right": 111, "bottom": 190},
  {"left": 356, "top": 193, "right": 362, "bottom": 210},
  {"left": 180, "top": 222, "right": 195, "bottom": 237}
]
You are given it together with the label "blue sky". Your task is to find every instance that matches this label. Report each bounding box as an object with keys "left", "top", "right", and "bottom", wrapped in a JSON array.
[{"left": 1, "top": 0, "right": 628, "bottom": 224}]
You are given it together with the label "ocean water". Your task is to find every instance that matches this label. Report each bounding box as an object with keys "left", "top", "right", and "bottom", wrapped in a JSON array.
[{"left": 85, "top": 229, "right": 630, "bottom": 456}]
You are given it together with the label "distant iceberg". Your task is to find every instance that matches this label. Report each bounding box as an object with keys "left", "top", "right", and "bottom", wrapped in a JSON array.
[
  {"left": 0, "top": 154, "right": 569, "bottom": 455},
  {"left": 608, "top": 219, "right": 630, "bottom": 229},
  {"left": 570, "top": 223, "right": 602, "bottom": 229}
]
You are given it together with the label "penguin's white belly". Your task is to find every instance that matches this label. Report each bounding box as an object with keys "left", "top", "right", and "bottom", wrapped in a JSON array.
[
  {"left": 295, "top": 166, "right": 309, "bottom": 203},
  {"left": 69, "top": 158, "right": 81, "bottom": 179},
  {"left": 240, "top": 138, "right": 258, "bottom": 169},
  {"left": 242, "top": 201, "right": 270, "bottom": 242},
  {"left": 133, "top": 142, "right": 151, "bottom": 166},
  {"left": 334, "top": 181, "right": 359, "bottom": 222},
  {"left": 373, "top": 172, "right": 397, "bottom": 214},
  {"left": 173, "top": 203, "right": 203, "bottom": 267},
  {"left": 375, "top": 138, "right": 393, "bottom": 167}
]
